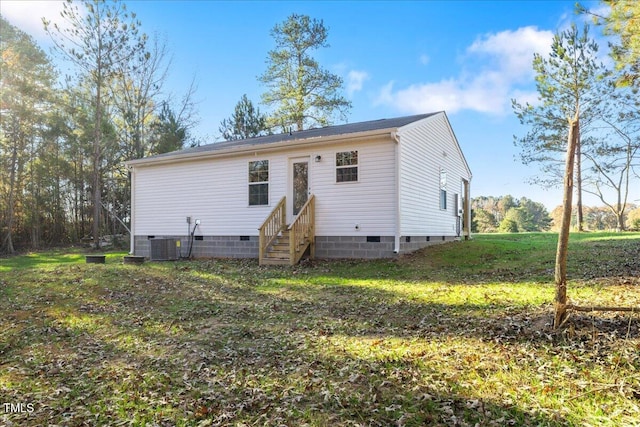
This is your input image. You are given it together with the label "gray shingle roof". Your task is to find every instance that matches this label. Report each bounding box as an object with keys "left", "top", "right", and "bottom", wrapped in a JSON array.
[{"left": 143, "top": 112, "right": 439, "bottom": 161}]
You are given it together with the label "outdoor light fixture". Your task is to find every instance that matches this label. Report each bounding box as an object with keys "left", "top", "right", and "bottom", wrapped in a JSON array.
[{"left": 314, "top": 155, "right": 322, "bottom": 162}]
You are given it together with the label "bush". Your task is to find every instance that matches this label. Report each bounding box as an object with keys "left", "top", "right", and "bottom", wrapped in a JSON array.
[
  {"left": 499, "top": 218, "right": 519, "bottom": 233},
  {"left": 627, "top": 207, "right": 640, "bottom": 231}
]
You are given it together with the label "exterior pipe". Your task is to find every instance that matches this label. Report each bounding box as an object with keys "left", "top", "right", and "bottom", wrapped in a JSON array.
[
  {"left": 128, "top": 166, "right": 135, "bottom": 255},
  {"left": 392, "top": 131, "right": 401, "bottom": 254}
]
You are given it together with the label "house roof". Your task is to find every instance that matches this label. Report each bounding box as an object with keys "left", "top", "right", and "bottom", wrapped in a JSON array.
[{"left": 127, "top": 112, "right": 439, "bottom": 166}]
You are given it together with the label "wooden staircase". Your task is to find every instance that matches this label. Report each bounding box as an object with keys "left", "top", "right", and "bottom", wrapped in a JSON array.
[
  {"left": 261, "top": 229, "right": 292, "bottom": 265},
  {"left": 259, "top": 195, "right": 315, "bottom": 266}
]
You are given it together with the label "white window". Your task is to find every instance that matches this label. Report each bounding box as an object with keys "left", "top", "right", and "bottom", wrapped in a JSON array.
[
  {"left": 440, "top": 169, "right": 447, "bottom": 210},
  {"left": 248, "top": 160, "right": 269, "bottom": 206},
  {"left": 336, "top": 151, "right": 358, "bottom": 183}
]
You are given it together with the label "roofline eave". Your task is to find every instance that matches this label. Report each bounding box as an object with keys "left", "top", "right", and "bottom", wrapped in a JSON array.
[{"left": 125, "top": 127, "right": 396, "bottom": 168}]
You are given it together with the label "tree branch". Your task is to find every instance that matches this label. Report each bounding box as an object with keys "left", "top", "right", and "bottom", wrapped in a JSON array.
[{"left": 567, "top": 304, "right": 640, "bottom": 313}]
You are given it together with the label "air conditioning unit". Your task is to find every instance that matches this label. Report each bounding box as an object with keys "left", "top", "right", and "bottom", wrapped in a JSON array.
[{"left": 150, "top": 238, "right": 179, "bottom": 261}]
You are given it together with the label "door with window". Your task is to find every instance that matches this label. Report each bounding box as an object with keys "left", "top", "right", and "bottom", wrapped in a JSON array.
[{"left": 289, "top": 157, "right": 309, "bottom": 220}]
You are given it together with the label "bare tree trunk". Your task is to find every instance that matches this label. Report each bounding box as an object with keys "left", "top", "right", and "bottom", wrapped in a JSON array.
[
  {"left": 29, "top": 137, "right": 40, "bottom": 250},
  {"left": 616, "top": 212, "right": 625, "bottom": 231},
  {"left": 73, "top": 160, "right": 80, "bottom": 241},
  {"left": 575, "top": 138, "right": 584, "bottom": 231},
  {"left": 2, "top": 142, "right": 18, "bottom": 255},
  {"left": 555, "top": 114, "right": 580, "bottom": 328},
  {"left": 92, "top": 74, "right": 102, "bottom": 250}
]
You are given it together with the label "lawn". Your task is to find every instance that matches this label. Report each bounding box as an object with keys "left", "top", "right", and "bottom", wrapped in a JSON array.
[{"left": 1, "top": 233, "right": 639, "bottom": 426}]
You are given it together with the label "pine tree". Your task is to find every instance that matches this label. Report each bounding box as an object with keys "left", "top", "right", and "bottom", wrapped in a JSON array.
[
  {"left": 513, "top": 24, "right": 605, "bottom": 231},
  {"left": 259, "top": 14, "right": 351, "bottom": 131},
  {"left": 219, "top": 94, "right": 268, "bottom": 140},
  {"left": 586, "top": 0, "right": 640, "bottom": 86},
  {"left": 44, "top": 0, "right": 147, "bottom": 249},
  {"left": 1, "top": 16, "right": 57, "bottom": 254}
]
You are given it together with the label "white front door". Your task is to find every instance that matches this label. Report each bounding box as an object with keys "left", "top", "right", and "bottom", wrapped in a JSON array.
[{"left": 288, "top": 157, "right": 310, "bottom": 222}]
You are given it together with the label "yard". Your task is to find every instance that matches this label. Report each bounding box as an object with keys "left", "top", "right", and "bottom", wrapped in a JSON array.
[{"left": 1, "top": 233, "right": 639, "bottom": 426}]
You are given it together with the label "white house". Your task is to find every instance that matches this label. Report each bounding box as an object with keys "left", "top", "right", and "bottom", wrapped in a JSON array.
[{"left": 125, "top": 112, "right": 472, "bottom": 264}]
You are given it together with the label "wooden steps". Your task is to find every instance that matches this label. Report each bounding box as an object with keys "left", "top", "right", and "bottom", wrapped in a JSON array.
[
  {"left": 260, "top": 228, "right": 312, "bottom": 265},
  {"left": 258, "top": 195, "right": 315, "bottom": 266},
  {"left": 261, "top": 230, "right": 291, "bottom": 265}
]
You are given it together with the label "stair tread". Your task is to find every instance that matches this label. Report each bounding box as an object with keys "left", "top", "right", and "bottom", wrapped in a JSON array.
[
  {"left": 260, "top": 259, "right": 290, "bottom": 265},
  {"left": 260, "top": 220, "right": 313, "bottom": 265},
  {"left": 266, "top": 253, "right": 289, "bottom": 258}
]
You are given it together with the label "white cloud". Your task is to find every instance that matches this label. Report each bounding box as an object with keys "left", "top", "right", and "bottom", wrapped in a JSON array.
[
  {"left": 468, "top": 26, "right": 553, "bottom": 81},
  {"left": 510, "top": 89, "right": 542, "bottom": 108},
  {"left": 2, "top": 1, "right": 61, "bottom": 40},
  {"left": 377, "top": 78, "right": 506, "bottom": 115},
  {"left": 1, "top": 0, "right": 84, "bottom": 43},
  {"left": 375, "top": 81, "right": 395, "bottom": 104},
  {"left": 584, "top": 4, "right": 610, "bottom": 20},
  {"left": 419, "top": 54, "right": 430, "bottom": 65},
  {"left": 346, "top": 70, "right": 370, "bottom": 96},
  {"left": 377, "top": 26, "right": 554, "bottom": 116}
]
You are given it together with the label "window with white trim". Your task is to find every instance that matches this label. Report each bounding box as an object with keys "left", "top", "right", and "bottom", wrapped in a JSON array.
[
  {"left": 336, "top": 151, "right": 358, "bottom": 183},
  {"left": 248, "top": 160, "right": 269, "bottom": 206},
  {"left": 439, "top": 169, "right": 447, "bottom": 210}
]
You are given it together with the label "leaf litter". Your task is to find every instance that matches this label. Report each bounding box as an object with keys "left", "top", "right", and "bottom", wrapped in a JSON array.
[{"left": 1, "top": 233, "right": 639, "bottom": 426}]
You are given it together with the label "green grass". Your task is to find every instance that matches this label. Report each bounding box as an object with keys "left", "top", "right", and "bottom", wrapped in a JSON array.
[
  {"left": 1, "top": 233, "right": 639, "bottom": 426},
  {"left": 0, "top": 248, "right": 126, "bottom": 272}
]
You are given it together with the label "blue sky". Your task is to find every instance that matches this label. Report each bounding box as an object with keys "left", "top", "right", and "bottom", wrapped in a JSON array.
[{"left": 4, "top": 0, "right": 638, "bottom": 210}]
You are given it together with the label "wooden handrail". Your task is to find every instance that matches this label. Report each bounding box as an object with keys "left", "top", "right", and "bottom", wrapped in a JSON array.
[
  {"left": 258, "top": 196, "right": 286, "bottom": 265},
  {"left": 288, "top": 194, "right": 315, "bottom": 265}
]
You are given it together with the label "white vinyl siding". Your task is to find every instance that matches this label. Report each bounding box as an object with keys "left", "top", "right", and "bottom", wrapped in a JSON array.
[
  {"left": 131, "top": 112, "right": 470, "bottom": 245},
  {"left": 314, "top": 140, "right": 395, "bottom": 236},
  {"left": 398, "top": 113, "right": 471, "bottom": 236},
  {"left": 133, "top": 156, "right": 278, "bottom": 236},
  {"left": 131, "top": 137, "right": 396, "bottom": 237}
]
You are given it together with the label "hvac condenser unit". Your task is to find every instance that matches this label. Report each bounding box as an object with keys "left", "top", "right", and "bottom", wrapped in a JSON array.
[{"left": 150, "top": 238, "right": 179, "bottom": 261}]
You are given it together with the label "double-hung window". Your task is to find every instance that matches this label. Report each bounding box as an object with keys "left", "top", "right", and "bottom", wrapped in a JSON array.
[
  {"left": 248, "top": 160, "right": 269, "bottom": 206},
  {"left": 336, "top": 151, "right": 358, "bottom": 183},
  {"left": 439, "top": 169, "right": 447, "bottom": 210}
]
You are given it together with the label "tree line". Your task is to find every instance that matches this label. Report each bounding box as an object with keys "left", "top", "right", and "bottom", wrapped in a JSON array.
[
  {"left": 471, "top": 195, "right": 640, "bottom": 233},
  {"left": 1, "top": 2, "right": 198, "bottom": 254},
  {"left": 472, "top": 195, "right": 551, "bottom": 233},
  {"left": 1, "top": 2, "right": 351, "bottom": 255}
]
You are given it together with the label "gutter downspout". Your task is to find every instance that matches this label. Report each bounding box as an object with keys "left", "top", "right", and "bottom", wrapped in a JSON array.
[
  {"left": 128, "top": 165, "right": 135, "bottom": 255},
  {"left": 392, "top": 131, "right": 401, "bottom": 254}
]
